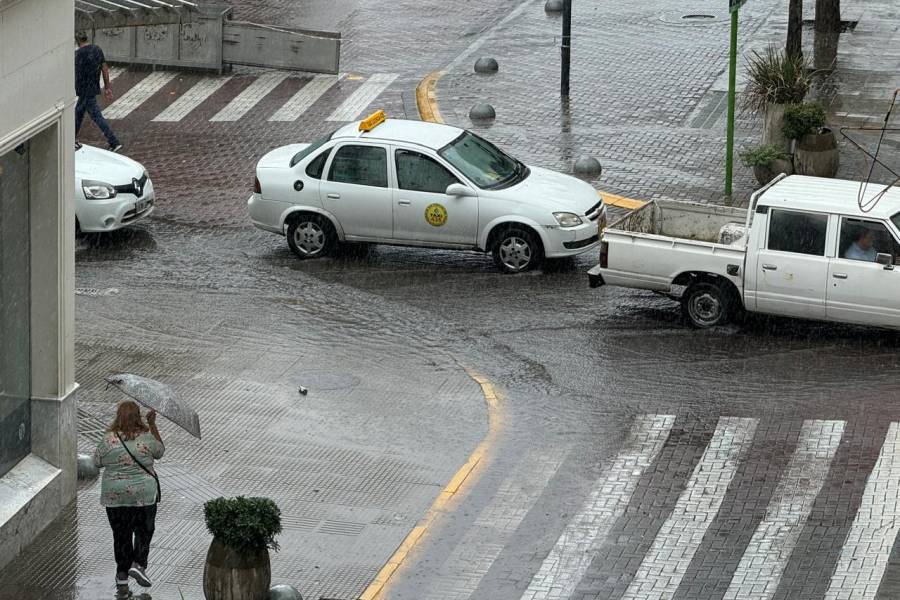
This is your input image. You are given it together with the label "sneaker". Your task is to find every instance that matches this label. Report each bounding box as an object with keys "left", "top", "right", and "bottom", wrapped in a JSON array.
[
  {"left": 108, "top": 143, "right": 123, "bottom": 153},
  {"left": 128, "top": 565, "right": 152, "bottom": 587},
  {"left": 115, "top": 573, "right": 129, "bottom": 587}
]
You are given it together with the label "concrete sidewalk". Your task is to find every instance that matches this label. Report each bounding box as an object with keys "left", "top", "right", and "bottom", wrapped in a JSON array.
[{"left": 431, "top": 0, "right": 900, "bottom": 206}]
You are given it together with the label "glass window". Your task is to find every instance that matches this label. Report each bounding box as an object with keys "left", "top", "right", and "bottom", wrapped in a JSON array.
[
  {"left": 395, "top": 150, "right": 459, "bottom": 194},
  {"left": 767, "top": 209, "right": 828, "bottom": 256},
  {"left": 290, "top": 130, "right": 336, "bottom": 167},
  {"left": 328, "top": 145, "right": 388, "bottom": 188},
  {"left": 305, "top": 148, "right": 332, "bottom": 179},
  {"left": 892, "top": 211, "right": 900, "bottom": 233},
  {"left": 839, "top": 217, "right": 900, "bottom": 264},
  {"left": 0, "top": 142, "right": 32, "bottom": 477},
  {"left": 438, "top": 131, "right": 524, "bottom": 190}
]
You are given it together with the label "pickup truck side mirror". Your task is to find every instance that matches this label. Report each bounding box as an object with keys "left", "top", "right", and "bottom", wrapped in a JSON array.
[
  {"left": 446, "top": 183, "right": 475, "bottom": 198},
  {"left": 876, "top": 253, "right": 894, "bottom": 270}
]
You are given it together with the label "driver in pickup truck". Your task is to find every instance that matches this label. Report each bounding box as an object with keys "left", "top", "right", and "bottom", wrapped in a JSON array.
[{"left": 844, "top": 228, "right": 877, "bottom": 262}]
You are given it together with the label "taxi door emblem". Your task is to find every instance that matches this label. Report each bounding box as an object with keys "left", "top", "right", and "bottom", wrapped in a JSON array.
[{"left": 425, "top": 203, "right": 448, "bottom": 227}]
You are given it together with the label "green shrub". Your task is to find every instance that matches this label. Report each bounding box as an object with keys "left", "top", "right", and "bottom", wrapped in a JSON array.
[
  {"left": 782, "top": 103, "right": 826, "bottom": 139},
  {"left": 743, "top": 46, "right": 811, "bottom": 111},
  {"left": 740, "top": 145, "right": 791, "bottom": 168},
  {"left": 204, "top": 496, "right": 282, "bottom": 554}
]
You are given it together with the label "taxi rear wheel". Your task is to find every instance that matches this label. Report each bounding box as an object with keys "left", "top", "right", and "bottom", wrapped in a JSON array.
[
  {"left": 286, "top": 214, "right": 335, "bottom": 259},
  {"left": 491, "top": 226, "right": 543, "bottom": 274}
]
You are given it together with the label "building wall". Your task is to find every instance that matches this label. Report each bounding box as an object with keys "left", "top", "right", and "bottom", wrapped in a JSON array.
[{"left": 0, "top": 0, "right": 77, "bottom": 571}]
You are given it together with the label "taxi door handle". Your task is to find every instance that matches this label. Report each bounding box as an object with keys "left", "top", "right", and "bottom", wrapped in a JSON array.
[
  {"left": 833, "top": 273, "right": 848, "bottom": 279},
  {"left": 398, "top": 200, "right": 411, "bottom": 206},
  {"left": 327, "top": 193, "right": 340, "bottom": 199},
  {"left": 762, "top": 264, "right": 777, "bottom": 271}
]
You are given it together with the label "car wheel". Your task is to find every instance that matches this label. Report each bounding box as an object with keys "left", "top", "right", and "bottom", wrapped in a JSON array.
[
  {"left": 286, "top": 214, "right": 335, "bottom": 259},
  {"left": 681, "top": 282, "right": 733, "bottom": 328},
  {"left": 491, "top": 226, "right": 543, "bottom": 274}
]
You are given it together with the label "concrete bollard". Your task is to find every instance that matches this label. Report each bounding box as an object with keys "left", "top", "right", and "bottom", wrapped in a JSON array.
[
  {"left": 545, "top": 0, "right": 564, "bottom": 13},
  {"left": 269, "top": 584, "right": 302, "bottom": 600},
  {"left": 473, "top": 57, "right": 499, "bottom": 74},
  {"left": 573, "top": 156, "right": 602, "bottom": 178},
  {"left": 469, "top": 103, "right": 496, "bottom": 121},
  {"left": 77, "top": 453, "right": 99, "bottom": 479}
]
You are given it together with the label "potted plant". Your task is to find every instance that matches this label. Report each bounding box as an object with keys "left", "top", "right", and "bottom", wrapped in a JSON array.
[
  {"left": 782, "top": 102, "right": 839, "bottom": 177},
  {"left": 740, "top": 144, "right": 794, "bottom": 186},
  {"left": 744, "top": 47, "right": 811, "bottom": 151},
  {"left": 203, "top": 496, "right": 282, "bottom": 600}
]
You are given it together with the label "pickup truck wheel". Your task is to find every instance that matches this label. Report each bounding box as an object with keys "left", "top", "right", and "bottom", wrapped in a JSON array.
[
  {"left": 492, "top": 227, "right": 543, "bottom": 273},
  {"left": 681, "top": 282, "right": 732, "bottom": 328},
  {"left": 286, "top": 214, "right": 335, "bottom": 259}
]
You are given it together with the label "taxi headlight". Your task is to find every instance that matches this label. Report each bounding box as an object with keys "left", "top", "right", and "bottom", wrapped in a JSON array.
[
  {"left": 553, "top": 212, "right": 583, "bottom": 228},
  {"left": 82, "top": 180, "right": 117, "bottom": 200}
]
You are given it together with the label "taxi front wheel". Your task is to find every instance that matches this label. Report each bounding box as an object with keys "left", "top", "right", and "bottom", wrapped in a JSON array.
[
  {"left": 286, "top": 214, "right": 336, "bottom": 259},
  {"left": 491, "top": 226, "right": 543, "bottom": 274}
]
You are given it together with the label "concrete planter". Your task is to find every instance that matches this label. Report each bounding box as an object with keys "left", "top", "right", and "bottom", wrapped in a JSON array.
[
  {"left": 753, "top": 158, "right": 794, "bottom": 186},
  {"left": 761, "top": 103, "right": 789, "bottom": 152},
  {"left": 794, "top": 128, "right": 839, "bottom": 178},
  {"left": 203, "top": 538, "right": 271, "bottom": 600}
]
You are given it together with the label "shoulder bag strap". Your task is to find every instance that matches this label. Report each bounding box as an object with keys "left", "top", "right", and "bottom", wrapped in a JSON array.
[{"left": 116, "top": 432, "right": 161, "bottom": 503}]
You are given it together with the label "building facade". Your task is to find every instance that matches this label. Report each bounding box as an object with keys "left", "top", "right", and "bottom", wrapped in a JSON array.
[{"left": 0, "top": 0, "right": 77, "bottom": 570}]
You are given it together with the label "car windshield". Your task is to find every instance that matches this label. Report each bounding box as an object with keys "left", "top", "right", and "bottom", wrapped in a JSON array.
[
  {"left": 290, "top": 130, "right": 337, "bottom": 167},
  {"left": 438, "top": 131, "right": 525, "bottom": 189},
  {"left": 893, "top": 212, "right": 900, "bottom": 233}
]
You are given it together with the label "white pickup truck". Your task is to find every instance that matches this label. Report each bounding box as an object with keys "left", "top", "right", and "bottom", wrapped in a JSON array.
[{"left": 588, "top": 174, "right": 900, "bottom": 329}]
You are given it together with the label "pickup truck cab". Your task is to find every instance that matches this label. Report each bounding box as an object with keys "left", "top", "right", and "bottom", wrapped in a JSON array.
[{"left": 588, "top": 174, "right": 900, "bottom": 329}]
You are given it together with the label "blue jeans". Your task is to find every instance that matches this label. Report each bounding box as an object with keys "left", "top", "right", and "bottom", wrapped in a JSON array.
[{"left": 75, "top": 95, "right": 120, "bottom": 147}]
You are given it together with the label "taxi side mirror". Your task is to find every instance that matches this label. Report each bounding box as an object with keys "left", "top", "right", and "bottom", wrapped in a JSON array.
[
  {"left": 876, "top": 253, "right": 895, "bottom": 270},
  {"left": 446, "top": 183, "right": 475, "bottom": 198}
]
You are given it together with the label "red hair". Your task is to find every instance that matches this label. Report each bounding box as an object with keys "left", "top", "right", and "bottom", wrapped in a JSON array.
[{"left": 108, "top": 400, "right": 148, "bottom": 440}]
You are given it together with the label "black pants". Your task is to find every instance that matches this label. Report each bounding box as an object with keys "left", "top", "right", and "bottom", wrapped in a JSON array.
[{"left": 106, "top": 504, "right": 157, "bottom": 575}]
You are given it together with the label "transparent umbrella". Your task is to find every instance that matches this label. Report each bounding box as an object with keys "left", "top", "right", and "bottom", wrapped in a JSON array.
[{"left": 105, "top": 373, "right": 201, "bottom": 439}]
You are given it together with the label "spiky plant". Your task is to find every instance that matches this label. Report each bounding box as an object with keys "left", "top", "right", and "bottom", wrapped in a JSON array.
[{"left": 743, "top": 47, "right": 811, "bottom": 111}]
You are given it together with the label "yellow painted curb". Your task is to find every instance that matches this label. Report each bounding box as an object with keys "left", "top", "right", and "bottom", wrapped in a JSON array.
[
  {"left": 357, "top": 368, "right": 503, "bottom": 600},
  {"left": 414, "top": 71, "right": 646, "bottom": 212}
]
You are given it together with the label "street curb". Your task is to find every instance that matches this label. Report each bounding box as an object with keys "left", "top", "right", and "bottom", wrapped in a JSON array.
[
  {"left": 414, "top": 70, "right": 646, "bottom": 211},
  {"left": 357, "top": 367, "right": 503, "bottom": 600}
]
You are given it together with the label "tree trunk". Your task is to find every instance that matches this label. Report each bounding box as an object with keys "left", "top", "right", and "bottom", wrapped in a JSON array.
[
  {"left": 815, "top": 0, "right": 841, "bottom": 33},
  {"left": 786, "top": 0, "right": 803, "bottom": 59}
]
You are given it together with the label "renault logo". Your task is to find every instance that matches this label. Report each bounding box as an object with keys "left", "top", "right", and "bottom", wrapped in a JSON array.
[{"left": 133, "top": 177, "right": 143, "bottom": 197}]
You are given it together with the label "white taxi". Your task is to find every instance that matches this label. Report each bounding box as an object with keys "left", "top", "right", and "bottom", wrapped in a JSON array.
[
  {"left": 75, "top": 143, "right": 154, "bottom": 232},
  {"left": 248, "top": 111, "right": 604, "bottom": 273}
]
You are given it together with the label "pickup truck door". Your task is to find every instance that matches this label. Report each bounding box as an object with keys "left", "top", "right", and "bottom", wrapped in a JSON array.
[
  {"left": 753, "top": 208, "right": 830, "bottom": 319},
  {"left": 826, "top": 217, "right": 900, "bottom": 327},
  {"left": 319, "top": 143, "right": 394, "bottom": 239},
  {"left": 391, "top": 147, "right": 478, "bottom": 245}
]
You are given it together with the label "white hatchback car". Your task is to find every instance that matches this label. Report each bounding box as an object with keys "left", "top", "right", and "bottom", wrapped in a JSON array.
[
  {"left": 75, "top": 143, "right": 155, "bottom": 232},
  {"left": 248, "top": 112, "right": 604, "bottom": 273}
]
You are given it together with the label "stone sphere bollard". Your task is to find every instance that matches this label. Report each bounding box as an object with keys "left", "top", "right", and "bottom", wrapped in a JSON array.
[
  {"left": 473, "top": 57, "right": 499, "bottom": 74},
  {"left": 469, "top": 103, "right": 496, "bottom": 121},
  {"left": 545, "top": 0, "right": 564, "bottom": 13},
  {"left": 269, "top": 584, "right": 303, "bottom": 600},
  {"left": 573, "top": 156, "right": 602, "bottom": 178},
  {"left": 77, "top": 453, "right": 99, "bottom": 479}
]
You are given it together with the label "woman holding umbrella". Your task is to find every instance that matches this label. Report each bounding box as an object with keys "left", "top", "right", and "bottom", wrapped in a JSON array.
[{"left": 93, "top": 400, "right": 164, "bottom": 590}]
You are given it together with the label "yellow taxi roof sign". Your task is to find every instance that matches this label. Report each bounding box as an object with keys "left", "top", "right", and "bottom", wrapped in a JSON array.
[{"left": 359, "top": 110, "right": 386, "bottom": 132}]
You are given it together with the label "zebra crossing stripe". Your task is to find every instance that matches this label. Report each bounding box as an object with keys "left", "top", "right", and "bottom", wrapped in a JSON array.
[
  {"left": 520, "top": 414, "right": 676, "bottom": 600},
  {"left": 326, "top": 73, "right": 398, "bottom": 122},
  {"left": 104, "top": 71, "right": 178, "bottom": 120},
  {"left": 824, "top": 421, "right": 900, "bottom": 600},
  {"left": 210, "top": 71, "right": 290, "bottom": 122},
  {"left": 153, "top": 76, "right": 233, "bottom": 122},
  {"left": 269, "top": 74, "right": 342, "bottom": 122},
  {"left": 417, "top": 449, "right": 568, "bottom": 600},
  {"left": 107, "top": 66, "right": 125, "bottom": 83},
  {"left": 723, "top": 420, "right": 845, "bottom": 600},
  {"left": 620, "top": 417, "right": 758, "bottom": 600}
]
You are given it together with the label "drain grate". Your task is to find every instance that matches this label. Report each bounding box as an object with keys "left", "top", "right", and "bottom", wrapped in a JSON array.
[{"left": 683, "top": 14, "right": 715, "bottom": 20}]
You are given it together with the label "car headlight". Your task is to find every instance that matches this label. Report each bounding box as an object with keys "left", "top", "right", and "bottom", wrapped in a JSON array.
[
  {"left": 82, "top": 180, "right": 117, "bottom": 199},
  {"left": 553, "top": 212, "right": 583, "bottom": 228}
]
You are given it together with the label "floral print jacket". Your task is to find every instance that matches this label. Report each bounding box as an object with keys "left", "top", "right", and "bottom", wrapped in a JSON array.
[{"left": 93, "top": 431, "right": 164, "bottom": 507}]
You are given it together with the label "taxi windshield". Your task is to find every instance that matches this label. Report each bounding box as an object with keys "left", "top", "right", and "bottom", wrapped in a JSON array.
[
  {"left": 289, "top": 130, "right": 336, "bottom": 167},
  {"left": 439, "top": 131, "right": 525, "bottom": 189}
]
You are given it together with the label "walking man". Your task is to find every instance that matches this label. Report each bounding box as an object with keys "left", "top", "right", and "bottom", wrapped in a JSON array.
[{"left": 75, "top": 32, "right": 122, "bottom": 152}]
